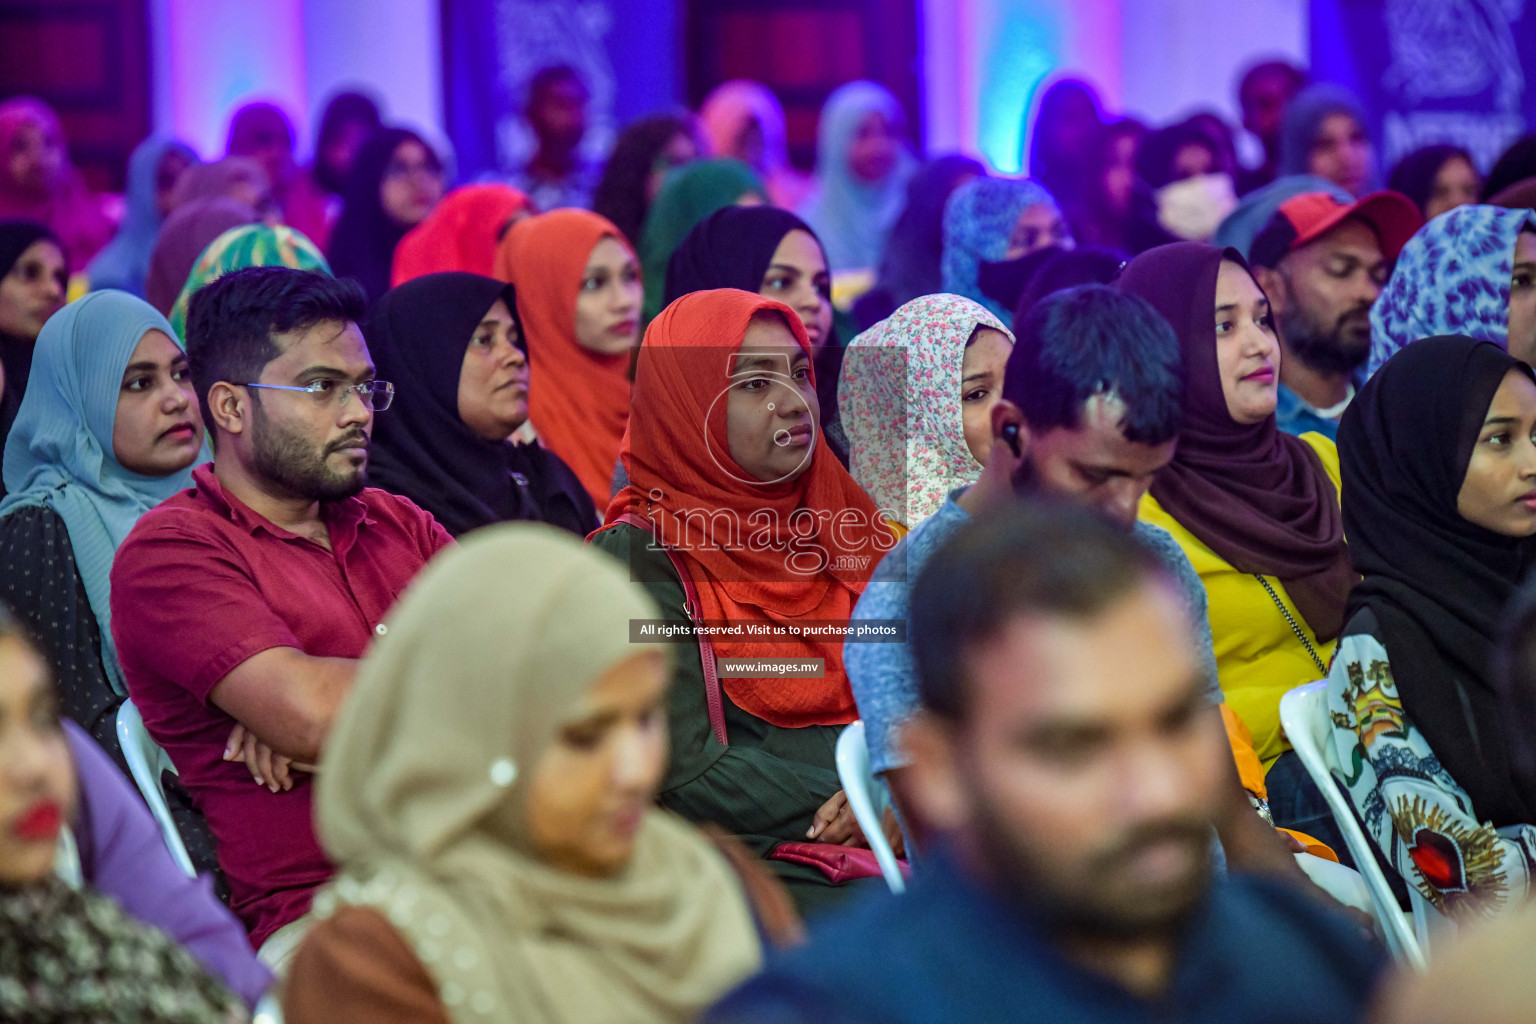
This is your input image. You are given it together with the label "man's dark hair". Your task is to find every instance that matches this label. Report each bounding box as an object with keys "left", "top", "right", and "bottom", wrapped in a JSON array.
[
  {"left": 592, "top": 112, "right": 696, "bottom": 246},
  {"left": 1238, "top": 60, "right": 1307, "bottom": 110},
  {"left": 910, "top": 503, "right": 1162, "bottom": 721},
  {"left": 185, "top": 266, "right": 368, "bottom": 430},
  {"left": 528, "top": 65, "right": 586, "bottom": 106},
  {"left": 1002, "top": 284, "right": 1182, "bottom": 446},
  {"left": 1246, "top": 209, "right": 1299, "bottom": 270}
]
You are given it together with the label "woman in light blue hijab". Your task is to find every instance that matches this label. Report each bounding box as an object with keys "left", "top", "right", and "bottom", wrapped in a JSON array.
[
  {"left": 940, "top": 176, "right": 1069, "bottom": 319},
  {"left": 86, "top": 137, "right": 198, "bottom": 296},
  {"left": 1368, "top": 204, "right": 1536, "bottom": 377},
  {"left": 0, "top": 290, "right": 208, "bottom": 761},
  {"left": 1277, "top": 84, "right": 1378, "bottom": 198},
  {"left": 798, "top": 81, "right": 916, "bottom": 273}
]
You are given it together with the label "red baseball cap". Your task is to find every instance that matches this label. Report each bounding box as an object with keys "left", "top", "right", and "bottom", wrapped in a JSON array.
[{"left": 1248, "top": 190, "right": 1424, "bottom": 268}]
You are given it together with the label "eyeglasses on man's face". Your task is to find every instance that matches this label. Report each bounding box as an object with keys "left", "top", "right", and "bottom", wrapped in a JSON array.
[{"left": 242, "top": 379, "right": 395, "bottom": 411}]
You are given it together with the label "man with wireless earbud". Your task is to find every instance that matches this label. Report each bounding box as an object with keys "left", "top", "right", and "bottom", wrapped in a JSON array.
[{"left": 846, "top": 282, "right": 1318, "bottom": 886}]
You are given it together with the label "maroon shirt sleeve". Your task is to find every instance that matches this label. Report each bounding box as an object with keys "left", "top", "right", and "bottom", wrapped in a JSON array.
[
  {"left": 364, "top": 489, "right": 453, "bottom": 565},
  {"left": 421, "top": 513, "right": 453, "bottom": 558},
  {"left": 411, "top": 502, "right": 454, "bottom": 559},
  {"left": 110, "top": 522, "right": 301, "bottom": 703}
]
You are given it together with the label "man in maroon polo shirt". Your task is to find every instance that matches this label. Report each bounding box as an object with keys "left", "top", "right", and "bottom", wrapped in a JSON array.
[{"left": 110, "top": 267, "right": 451, "bottom": 969}]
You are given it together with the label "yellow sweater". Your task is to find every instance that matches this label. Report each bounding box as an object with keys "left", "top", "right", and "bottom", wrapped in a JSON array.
[{"left": 1139, "top": 433, "right": 1341, "bottom": 768}]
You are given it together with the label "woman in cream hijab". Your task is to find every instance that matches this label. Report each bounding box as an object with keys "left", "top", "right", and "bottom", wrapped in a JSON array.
[{"left": 284, "top": 524, "right": 762, "bottom": 1023}]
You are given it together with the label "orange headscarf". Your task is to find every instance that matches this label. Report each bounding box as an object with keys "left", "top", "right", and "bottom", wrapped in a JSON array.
[
  {"left": 393, "top": 184, "right": 531, "bottom": 285},
  {"left": 494, "top": 209, "right": 634, "bottom": 505},
  {"left": 605, "top": 288, "right": 894, "bottom": 728}
]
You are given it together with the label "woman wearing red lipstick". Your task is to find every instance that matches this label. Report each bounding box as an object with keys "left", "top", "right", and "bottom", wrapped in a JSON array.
[
  {"left": 1119, "top": 243, "right": 1354, "bottom": 855},
  {"left": 0, "top": 612, "right": 72, "bottom": 885},
  {"left": 1324, "top": 337, "right": 1536, "bottom": 920},
  {"left": 495, "top": 209, "right": 642, "bottom": 507},
  {"left": 365, "top": 272, "right": 596, "bottom": 537},
  {"left": 0, "top": 291, "right": 208, "bottom": 774},
  {"left": 591, "top": 288, "right": 904, "bottom": 916},
  {"left": 0, "top": 606, "right": 248, "bottom": 1022}
]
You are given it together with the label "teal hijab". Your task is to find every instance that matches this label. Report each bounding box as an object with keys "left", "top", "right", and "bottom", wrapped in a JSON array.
[
  {"left": 639, "top": 159, "right": 766, "bottom": 323},
  {"left": 0, "top": 291, "right": 209, "bottom": 692}
]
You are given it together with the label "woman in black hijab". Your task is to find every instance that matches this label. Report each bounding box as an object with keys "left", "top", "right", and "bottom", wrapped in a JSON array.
[
  {"left": 0, "top": 220, "right": 68, "bottom": 494},
  {"left": 366, "top": 271, "right": 596, "bottom": 537},
  {"left": 328, "top": 127, "right": 444, "bottom": 304},
  {"left": 313, "top": 92, "right": 382, "bottom": 197},
  {"left": 1387, "top": 144, "right": 1480, "bottom": 220},
  {"left": 1328, "top": 335, "right": 1536, "bottom": 920},
  {"left": 663, "top": 204, "right": 850, "bottom": 463}
]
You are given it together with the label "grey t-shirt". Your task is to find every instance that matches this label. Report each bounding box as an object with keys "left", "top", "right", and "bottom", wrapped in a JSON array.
[{"left": 847, "top": 488, "right": 1222, "bottom": 774}]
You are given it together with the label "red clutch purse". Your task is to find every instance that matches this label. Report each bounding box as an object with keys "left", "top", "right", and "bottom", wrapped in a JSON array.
[{"left": 768, "top": 842, "right": 910, "bottom": 885}]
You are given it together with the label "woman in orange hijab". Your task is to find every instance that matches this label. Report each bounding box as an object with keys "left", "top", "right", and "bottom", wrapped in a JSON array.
[
  {"left": 495, "top": 209, "right": 639, "bottom": 505},
  {"left": 390, "top": 183, "right": 531, "bottom": 285},
  {"left": 590, "top": 287, "right": 902, "bottom": 916}
]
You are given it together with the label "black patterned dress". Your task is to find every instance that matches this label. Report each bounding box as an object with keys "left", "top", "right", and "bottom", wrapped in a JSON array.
[{"left": 0, "top": 504, "right": 225, "bottom": 889}]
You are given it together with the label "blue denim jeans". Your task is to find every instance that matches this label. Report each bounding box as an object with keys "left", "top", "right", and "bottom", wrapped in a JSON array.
[{"left": 1266, "top": 750, "right": 1350, "bottom": 864}]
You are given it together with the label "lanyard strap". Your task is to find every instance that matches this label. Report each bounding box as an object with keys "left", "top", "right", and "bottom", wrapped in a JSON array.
[{"left": 1254, "top": 575, "right": 1327, "bottom": 676}]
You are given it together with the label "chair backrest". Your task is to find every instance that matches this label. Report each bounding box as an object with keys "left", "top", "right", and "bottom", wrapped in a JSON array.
[
  {"left": 52, "top": 825, "right": 82, "bottom": 888},
  {"left": 115, "top": 698, "right": 197, "bottom": 878},
  {"left": 834, "top": 720, "right": 905, "bottom": 894},
  {"left": 1291, "top": 851, "right": 1373, "bottom": 916},
  {"left": 253, "top": 991, "right": 284, "bottom": 1024},
  {"left": 1279, "top": 681, "right": 1425, "bottom": 971}
]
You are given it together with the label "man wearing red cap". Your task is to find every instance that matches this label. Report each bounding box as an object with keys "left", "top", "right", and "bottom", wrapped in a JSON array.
[{"left": 1248, "top": 191, "right": 1422, "bottom": 438}]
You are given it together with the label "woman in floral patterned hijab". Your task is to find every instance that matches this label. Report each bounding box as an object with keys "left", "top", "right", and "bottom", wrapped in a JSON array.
[
  {"left": 1368, "top": 204, "right": 1536, "bottom": 376},
  {"left": 838, "top": 293, "right": 1014, "bottom": 527}
]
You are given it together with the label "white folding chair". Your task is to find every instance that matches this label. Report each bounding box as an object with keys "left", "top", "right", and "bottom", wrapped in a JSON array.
[
  {"left": 52, "top": 825, "right": 82, "bottom": 889},
  {"left": 834, "top": 720, "right": 906, "bottom": 894},
  {"left": 253, "top": 991, "right": 284, "bottom": 1024},
  {"left": 1279, "top": 681, "right": 1426, "bottom": 970},
  {"left": 116, "top": 698, "right": 197, "bottom": 878},
  {"left": 1292, "top": 851, "right": 1373, "bottom": 917}
]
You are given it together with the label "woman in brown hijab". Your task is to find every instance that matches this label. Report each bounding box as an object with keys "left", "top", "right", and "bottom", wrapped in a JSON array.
[
  {"left": 1119, "top": 242, "right": 1353, "bottom": 853},
  {"left": 284, "top": 524, "right": 762, "bottom": 1024}
]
